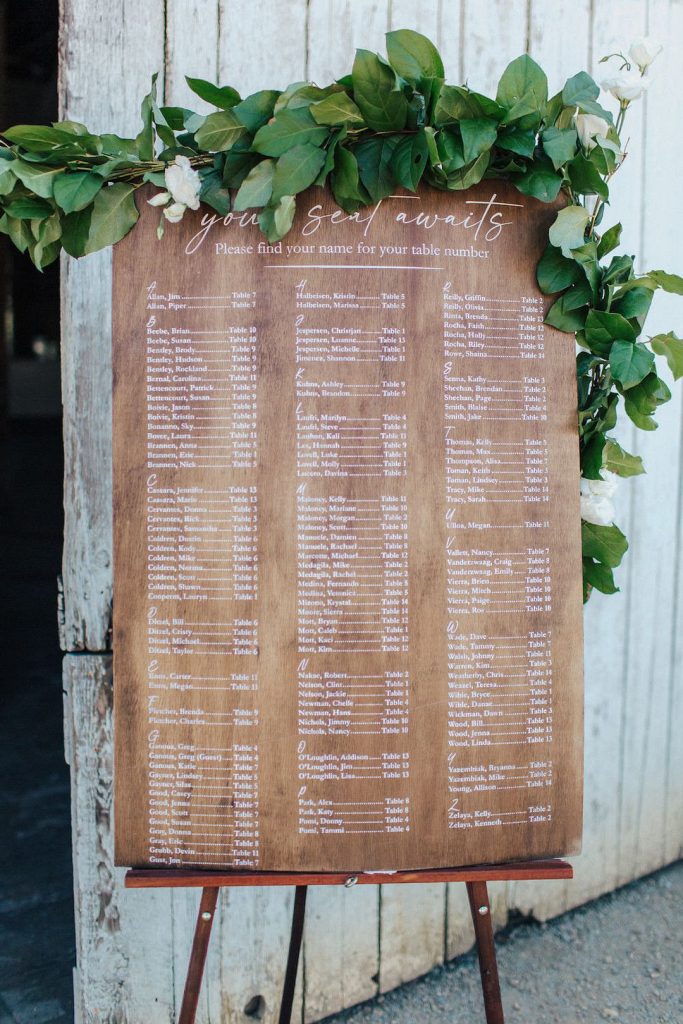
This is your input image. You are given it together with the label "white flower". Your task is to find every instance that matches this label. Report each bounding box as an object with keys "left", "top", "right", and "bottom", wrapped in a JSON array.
[
  {"left": 574, "top": 113, "right": 610, "bottom": 150},
  {"left": 629, "top": 36, "right": 663, "bottom": 71},
  {"left": 147, "top": 190, "right": 171, "bottom": 207},
  {"left": 164, "top": 154, "right": 201, "bottom": 211},
  {"left": 163, "top": 201, "right": 187, "bottom": 224},
  {"left": 600, "top": 67, "right": 651, "bottom": 103},
  {"left": 580, "top": 472, "right": 618, "bottom": 527}
]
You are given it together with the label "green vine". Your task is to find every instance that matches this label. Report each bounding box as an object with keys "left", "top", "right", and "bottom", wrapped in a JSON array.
[{"left": 1, "top": 29, "right": 681, "bottom": 602}]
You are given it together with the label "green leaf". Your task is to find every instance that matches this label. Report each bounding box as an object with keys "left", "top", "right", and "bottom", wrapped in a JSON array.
[
  {"left": 234, "top": 159, "right": 276, "bottom": 210},
  {"left": 446, "top": 151, "right": 491, "bottom": 190},
  {"left": 53, "top": 171, "right": 103, "bottom": 213},
  {"left": 647, "top": 270, "right": 683, "bottom": 295},
  {"left": 541, "top": 127, "right": 578, "bottom": 170},
  {"left": 199, "top": 169, "right": 231, "bottom": 215},
  {"left": 434, "top": 86, "right": 503, "bottom": 124},
  {"left": 233, "top": 90, "right": 280, "bottom": 133},
  {"left": 355, "top": 136, "right": 400, "bottom": 201},
  {"left": 252, "top": 108, "right": 328, "bottom": 157},
  {"left": 548, "top": 205, "right": 589, "bottom": 257},
  {"left": 271, "top": 143, "right": 326, "bottom": 201},
  {"left": 60, "top": 206, "right": 92, "bottom": 257},
  {"left": 581, "top": 521, "right": 628, "bottom": 568},
  {"left": 609, "top": 340, "right": 655, "bottom": 389},
  {"left": 310, "top": 92, "right": 364, "bottom": 126},
  {"left": 496, "top": 54, "right": 548, "bottom": 122},
  {"left": 11, "top": 161, "right": 61, "bottom": 198},
  {"left": 585, "top": 309, "right": 637, "bottom": 348},
  {"left": 567, "top": 154, "right": 609, "bottom": 199},
  {"left": 545, "top": 289, "right": 589, "bottom": 332},
  {"left": 222, "top": 138, "right": 260, "bottom": 187},
  {"left": 185, "top": 76, "right": 240, "bottom": 109},
  {"left": 562, "top": 71, "right": 599, "bottom": 106},
  {"left": 385, "top": 29, "right": 445, "bottom": 83},
  {"left": 536, "top": 243, "right": 583, "bottom": 295},
  {"left": 583, "top": 557, "right": 618, "bottom": 596},
  {"left": 581, "top": 433, "right": 606, "bottom": 479},
  {"left": 258, "top": 195, "right": 296, "bottom": 242},
  {"left": 83, "top": 183, "right": 139, "bottom": 255},
  {"left": 602, "top": 439, "right": 644, "bottom": 478},
  {"left": 194, "top": 110, "right": 247, "bottom": 152},
  {"left": 514, "top": 159, "right": 562, "bottom": 202},
  {"left": 612, "top": 287, "right": 652, "bottom": 322},
  {"left": 330, "top": 146, "right": 367, "bottom": 212},
  {"left": 4, "top": 196, "right": 53, "bottom": 220},
  {"left": 0, "top": 214, "right": 32, "bottom": 252},
  {"left": 136, "top": 75, "right": 159, "bottom": 161},
  {"left": 650, "top": 332, "right": 683, "bottom": 380},
  {"left": 496, "top": 127, "right": 536, "bottom": 158},
  {"left": 351, "top": 49, "right": 408, "bottom": 132},
  {"left": 460, "top": 118, "right": 498, "bottom": 163},
  {"left": 392, "top": 129, "right": 429, "bottom": 190},
  {"left": 3, "top": 124, "right": 79, "bottom": 150}
]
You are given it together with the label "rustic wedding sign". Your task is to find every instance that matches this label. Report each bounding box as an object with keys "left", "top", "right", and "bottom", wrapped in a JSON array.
[{"left": 113, "top": 181, "right": 583, "bottom": 872}]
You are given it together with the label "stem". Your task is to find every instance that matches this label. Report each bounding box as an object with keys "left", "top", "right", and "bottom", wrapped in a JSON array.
[{"left": 587, "top": 103, "right": 628, "bottom": 240}]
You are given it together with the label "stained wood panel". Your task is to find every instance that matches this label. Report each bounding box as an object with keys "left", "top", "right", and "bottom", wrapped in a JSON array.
[{"left": 112, "top": 181, "right": 583, "bottom": 874}]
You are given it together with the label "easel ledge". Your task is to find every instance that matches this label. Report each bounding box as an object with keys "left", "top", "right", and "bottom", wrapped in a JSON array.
[{"left": 124, "top": 859, "right": 572, "bottom": 1024}]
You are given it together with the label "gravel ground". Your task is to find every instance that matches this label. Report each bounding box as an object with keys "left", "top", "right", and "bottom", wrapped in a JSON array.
[{"left": 324, "top": 860, "right": 683, "bottom": 1024}]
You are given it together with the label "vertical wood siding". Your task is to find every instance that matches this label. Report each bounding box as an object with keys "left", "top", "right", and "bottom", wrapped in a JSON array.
[{"left": 59, "top": 1, "right": 683, "bottom": 1020}]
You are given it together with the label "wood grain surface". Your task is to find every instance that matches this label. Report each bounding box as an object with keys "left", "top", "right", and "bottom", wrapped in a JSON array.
[{"left": 112, "top": 181, "right": 583, "bottom": 873}]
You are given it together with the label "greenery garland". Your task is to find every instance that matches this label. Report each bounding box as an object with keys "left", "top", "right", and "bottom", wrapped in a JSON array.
[{"left": 1, "top": 29, "right": 681, "bottom": 602}]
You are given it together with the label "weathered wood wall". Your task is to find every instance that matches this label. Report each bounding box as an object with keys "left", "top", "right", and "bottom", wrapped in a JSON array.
[{"left": 59, "top": 0, "right": 683, "bottom": 1020}]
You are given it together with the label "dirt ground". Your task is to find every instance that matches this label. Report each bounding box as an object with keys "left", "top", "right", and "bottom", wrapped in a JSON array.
[{"left": 325, "top": 860, "right": 683, "bottom": 1024}]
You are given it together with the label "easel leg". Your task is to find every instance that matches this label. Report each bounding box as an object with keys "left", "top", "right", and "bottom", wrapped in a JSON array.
[
  {"left": 278, "top": 885, "right": 308, "bottom": 1024},
  {"left": 466, "top": 881, "right": 504, "bottom": 1024},
  {"left": 178, "top": 887, "right": 219, "bottom": 1024}
]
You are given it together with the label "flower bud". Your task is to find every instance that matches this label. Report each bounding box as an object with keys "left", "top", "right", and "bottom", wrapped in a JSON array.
[
  {"left": 629, "top": 36, "right": 663, "bottom": 71},
  {"left": 574, "top": 113, "right": 610, "bottom": 150},
  {"left": 601, "top": 67, "right": 651, "bottom": 103}
]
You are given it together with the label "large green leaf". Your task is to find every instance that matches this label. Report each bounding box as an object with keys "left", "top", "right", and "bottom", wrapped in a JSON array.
[
  {"left": 234, "top": 159, "right": 275, "bottom": 210},
  {"left": 83, "top": 183, "right": 139, "bottom": 255},
  {"left": 11, "top": 161, "right": 61, "bottom": 198},
  {"left": 252, "top": 108, "right": 328, "bottom": 157},
  {"left": 3, "top": 124, "right": 79, "bottom": 150},
  {"left": 194, "top": 110, "right": 247, "bottom": 152},
  {"left": 597, "top": 222, "right": 622, "bottom": 258},
  {"left": 351, "top": 49, "right": 408, "bottom": 132},
  {"left": 609, "top": 340, "right": 655, "bottom": 389},
  {"left": 233, "top": 90, "right": 281, "bottom": 132},
  {"left": 602, "top": 439, "right": 644, "bottom": 478},
  {"left": 53, "top": 171, "right": 103, "bottom": 213},
  {"left": 271, "top": 143, "right": 326, "bottom": 201},
  {"left": 647, "top": 270, "right": 683, "bottom": 295},
  {"left": 4, "top": 196, "right": 53, "bottom": 220},
  {"left": 330, "top": 146, "right": 367, "bottom": 212},
  {"left": 355, "top": 136, "right": 400, "bottom": 201},
  {"left": 60, "top": 206, "right": 93, "bottom": 257},
  {"left": 199, "top": 169, "right": 232, "bottom": 215},
  {"left": 541, "top": 127, "right": 578, "bottom": 170},
  {"left": 562, "top": 71, "right": 599, "bottom": 106},
  {"left": 583, "top": 557, "right": 618, "bottom": 596},
  {"left": 460, "top": 118, "right": 498, "bottom": 163},
  {"left": 185, "top": 76, "right": 240, "bottom": 109},
  {"left": 581, "top": 521, "right": 628, "bottom": 568},
  {"left": 536, "top": 243, "right": 583, "bottom": 293},
  {"left": 258, "top": 195, "right": 296, "bottom": 242},
  {"left": 310, "top": 92, "right": 364, "bottom": 126},
  {"left": 650, "top": 332, "right": 683, "bottom": 380},
  {"left": 548, "top": 205, "right": 589, "bottom": 257},
  {"left": 496, "top": 54, "right": 548, "bottom": 122},
  {"left": 445, "top": 151, "right": 491, "bottom": 190},
  {"left": 392, "top": 130, "right": 429, "bottom": 190},
  {"left": 385, "top": 29, "right": 445, "bottom": 83},
  {"left": 514, "top": 159, "right": 562, "bottom": 202},
  {"left": 567, "top": 154, "right": 609, "bottom": 199},
  {"left": 585, "top": 309, "right": 637, "bottom": 347}
]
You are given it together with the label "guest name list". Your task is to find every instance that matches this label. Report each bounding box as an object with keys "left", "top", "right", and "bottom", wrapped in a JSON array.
[{"left": 113, "top": 182, "right": 583, "bottom": 872}]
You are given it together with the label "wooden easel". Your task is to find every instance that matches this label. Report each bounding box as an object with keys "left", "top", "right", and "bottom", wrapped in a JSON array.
[{"left": 126, "top": 858, "right": 572, "bottom": 1024}]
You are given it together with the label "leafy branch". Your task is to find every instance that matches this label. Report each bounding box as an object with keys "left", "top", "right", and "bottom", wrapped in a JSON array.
[{"left": 0, "top": 29, "right": 680, "bottom": 601}]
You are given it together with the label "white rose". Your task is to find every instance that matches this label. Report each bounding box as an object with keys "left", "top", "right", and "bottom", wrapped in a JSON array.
[
  {"left": 580, "top": 472, "right": 618, "bottom": 527},
  {"left": 574, "top": 113, "right": 610, "bottom": 150},
  {"left": 147, "top": 190, "right": 171, "bottom": 207},
  {"left": 629, "top": 36, "right": 663, "bottom": 71},
  {"left": 164, "top": 155, "right": 201, "bottom": 211},
  {"left": 163, "top": 201, "right": 187, "bottom": 224},
  {"left": 600, "top": 67, "right": 651, "bottom": 103}
]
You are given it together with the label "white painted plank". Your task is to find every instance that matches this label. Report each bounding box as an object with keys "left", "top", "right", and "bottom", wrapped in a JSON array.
[
  {"left": 59, "top": 0, "right": 166, "bottom": 651},
  {"left": 303, "top": 886, "right": 379, "bottom": 1021},
  {"left": 165, "top": 0, "right": 220, "bottom": 109},
  {"left": 460, "top": 0, "right": 528, "bottom": 96},
  {"left": 218, "top": 0, "right": 308, "bottom": 93},
  {"left": 64, "top": 654, "right": 176, "bottom": 1023},
  {"left": 307, "top": 0, "right": 389, "bottom": 83},
  {"left": 528, "top": 0, "right": 592, "bottom": 89}
]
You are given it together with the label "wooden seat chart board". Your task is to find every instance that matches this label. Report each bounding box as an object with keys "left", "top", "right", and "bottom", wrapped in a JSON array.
[{"left": 112, "top": 181, "right": 584, "bottom": 873}]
